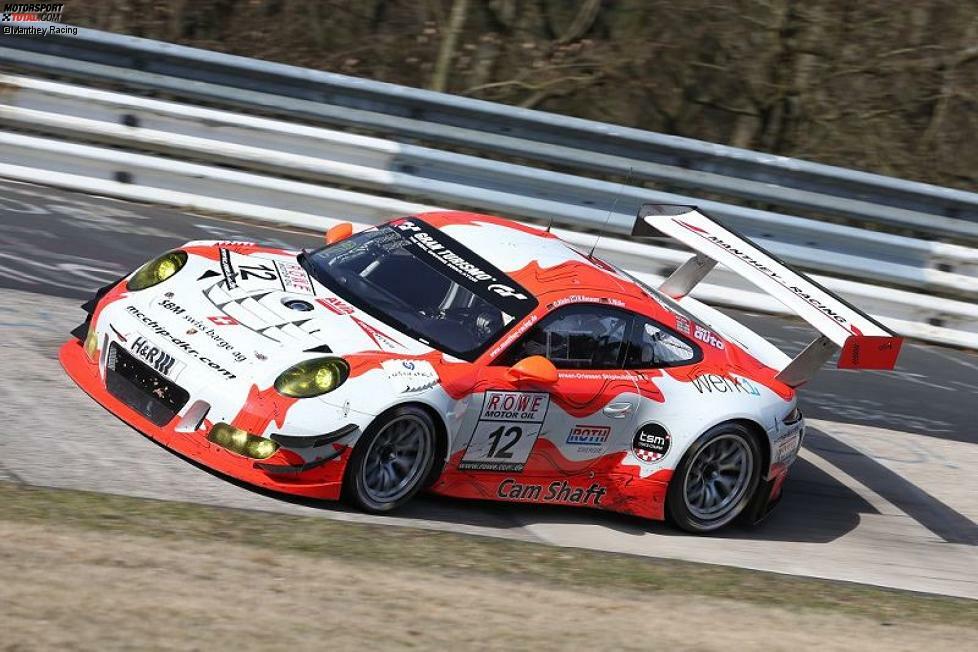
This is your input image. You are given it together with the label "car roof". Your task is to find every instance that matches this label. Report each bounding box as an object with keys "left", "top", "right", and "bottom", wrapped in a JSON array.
[
  {"left": 415, "top": 210, "right": 651, "bottom": 304},
  {"left": 413, "top": 211, "right": 775, "bottom": 377}
]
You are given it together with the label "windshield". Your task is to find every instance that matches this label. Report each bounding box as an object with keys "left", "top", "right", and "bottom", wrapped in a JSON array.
[{"left": 303, "top": 219, "right": 537, "bottom": 360}]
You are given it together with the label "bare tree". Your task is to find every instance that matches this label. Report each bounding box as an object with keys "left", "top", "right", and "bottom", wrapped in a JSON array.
[{"left": 430, "top": 0, "right": 471, "bottom": 92}]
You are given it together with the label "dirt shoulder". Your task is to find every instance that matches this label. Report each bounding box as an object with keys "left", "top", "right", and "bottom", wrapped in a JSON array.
[{"left": 1, "top": 482, "right": 974, "bottom": 651}]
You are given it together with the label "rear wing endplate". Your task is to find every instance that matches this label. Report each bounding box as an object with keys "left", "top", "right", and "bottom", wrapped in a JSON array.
[{"left": 633, "top": 204, "right": 902, "bottom": 387}]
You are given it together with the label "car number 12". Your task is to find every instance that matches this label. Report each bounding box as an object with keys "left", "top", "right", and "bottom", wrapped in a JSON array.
[{"left": 458, "top": 391, "right": 550, "bottom": 472}]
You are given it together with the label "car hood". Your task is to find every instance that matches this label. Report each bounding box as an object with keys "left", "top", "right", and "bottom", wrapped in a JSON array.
[{"left": 124, "top": 242, "right": 432, "bottom": 371}]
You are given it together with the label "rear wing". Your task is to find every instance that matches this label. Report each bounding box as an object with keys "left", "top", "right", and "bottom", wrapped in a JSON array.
[{"left": 633, "top": 204, "right": 902, "bottom": 387}]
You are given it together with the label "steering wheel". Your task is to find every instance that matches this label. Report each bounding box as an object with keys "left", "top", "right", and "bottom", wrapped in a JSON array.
[{"left": 446, "top": 306, "right": 502, "bottom": 340}]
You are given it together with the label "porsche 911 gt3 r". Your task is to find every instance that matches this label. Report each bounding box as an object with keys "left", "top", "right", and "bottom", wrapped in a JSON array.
[{"left": 61, "top": 204, "right": 902, "bottom": 532}]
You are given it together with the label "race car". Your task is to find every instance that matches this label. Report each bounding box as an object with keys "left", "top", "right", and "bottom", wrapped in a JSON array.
[{"left": 60, "top": 204, "right": 902, "bottom": 532}]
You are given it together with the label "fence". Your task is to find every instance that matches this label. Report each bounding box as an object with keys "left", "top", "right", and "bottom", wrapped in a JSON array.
[{"left": 0, "top": 28, "right": 976, "bottom": 348}]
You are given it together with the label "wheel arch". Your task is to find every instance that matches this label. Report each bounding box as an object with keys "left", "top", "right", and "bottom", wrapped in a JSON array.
[
  {"left": 674, "top": 417, "right": 771, "bottom": 472},
  {"left": 724, "top": 418, "right": 771, "bottom": 474},
  {"left": 665, "top": 416, "right": 770, "bottom": 532},
  {"left": 384, "top": 400, "right": 450, "bottom": 485}
]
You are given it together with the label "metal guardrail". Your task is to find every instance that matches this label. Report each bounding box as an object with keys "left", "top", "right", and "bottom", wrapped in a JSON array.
[
  {"left": 2, "top": 74, "right": 976, "bottom": 295},
  {"left": 1, "top": 139, "right": 974, "bottom": 349},
  {"left": 1, "top": 24, "right": 978, "bottom": 240},
  {"left": 0, "top": 75, "right": 975, "bottom": 349}
]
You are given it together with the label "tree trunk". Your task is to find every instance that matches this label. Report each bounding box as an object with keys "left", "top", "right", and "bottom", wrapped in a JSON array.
[{"left": 430, "top": 0, "right": 471, "bottom": 92}]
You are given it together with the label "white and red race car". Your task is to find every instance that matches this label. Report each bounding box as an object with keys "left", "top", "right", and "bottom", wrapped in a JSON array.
[{"left": 61, "top": 205, "right": 902, "bottom": 532}]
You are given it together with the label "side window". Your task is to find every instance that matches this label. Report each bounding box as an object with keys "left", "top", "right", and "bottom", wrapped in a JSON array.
[
  {"left": 624, "top": 317, "right": 700, "bottom": 368},
  {"left": 498, "top": 305, "right": 634, "bottom": 369}
]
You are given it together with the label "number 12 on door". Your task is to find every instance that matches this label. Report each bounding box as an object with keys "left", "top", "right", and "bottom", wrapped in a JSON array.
[{"left": 458, "top": 421, "right": 543, "bottom": 472}]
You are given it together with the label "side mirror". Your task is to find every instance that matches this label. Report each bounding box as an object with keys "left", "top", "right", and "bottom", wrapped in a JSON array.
[
  {"left": 506, "top": 356, "right": 558, "bottom": 385},
  {"left": 325, "top": 222, "right": 354, "bottom": 245}
]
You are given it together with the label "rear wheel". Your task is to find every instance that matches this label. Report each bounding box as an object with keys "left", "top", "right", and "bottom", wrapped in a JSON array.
[
  {"left": 666, "top": 423, "right": 761, "bottom": 533},
  {"left": 344, "top": 406, "right": 437, "bottom": 513}
]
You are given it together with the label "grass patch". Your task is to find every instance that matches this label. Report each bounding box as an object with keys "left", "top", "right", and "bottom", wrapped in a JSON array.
[{"left": 1, "top": 481, "right": 974, "bottom": 625}]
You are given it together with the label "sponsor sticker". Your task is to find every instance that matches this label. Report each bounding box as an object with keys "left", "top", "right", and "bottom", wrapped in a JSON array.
[
  {"left": 124, "top": 305, "right": 240, "bottom": 379},
  {"left": 388, "top": 219, "right": 536, "bottom": 320},
  {"left": 672, "top": 218, "right": 853, "bottom": 329},
  {"left": 633, "top": 424, "right": 670, "bottom": 463},
  {"left": 128, "top": 334, "right": 186, "bottom": 379},
  {"left": 381, "top": 359, "right": 439, "bottom": 393},
  {"left": 776, "top": 427, "right": 803, "bottom": 464},
  {"left": 693, "top": 323, "right": 724, "bottom": 349},
  {"left": 219, "top": 249, "right": 315, "bottom": 296},
  {"left": 479, "top": 391, "right": 549, "bottom": 422},
  {"left": 318, "top": 296, "right": 355, "bottom": 315},
  {"left": 545, "top": 294, "right": 626, "bottom": 310},
  {"left": 152, "top": 298, "right": 246, "bottom": 362},
  {"left": 690, "top": 374, "right": 760, "bottom": 396},
  {"left": 351, "top": 315, "right": 403, "bottom": 351},
  {"left": 208, "top": 315, "right": 239, "bottom": 326},
  {"left": 219, "top": 248, "right": 238, "bottom": 290},
  {"left": 675, "top": 314, "right": 691, "bottom": 334},
  {"left": 488, "top": 313, "right": 538, "bottom": 359},
  {"left": 274, "top": 259, "right": 315, "bottom": 295},
  {"left": 496, "top": 479, "right": 607, "bottom": 506},
  {"left": 459, "top": 391, "right": 550, "bottom": 472},
  {"left": 566, "top": 424, "right": 611, "bottom": 447}
]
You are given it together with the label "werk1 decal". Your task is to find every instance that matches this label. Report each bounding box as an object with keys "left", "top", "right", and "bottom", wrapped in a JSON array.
[
  {"left": 633, "top": 424, "right": 671, "bottom": 463},
  {"left": 691, "top": 374, "right": 760, "bottom": 396},
  {"left": 458, "top": 391, "right": 550, "bottom": 472}
]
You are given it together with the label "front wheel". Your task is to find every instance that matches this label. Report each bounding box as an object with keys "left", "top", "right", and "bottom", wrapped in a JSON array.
[
  {"left": 344, "top": 406, "right": 437, "bottom": 513},
  {"left": 666, "top": 423, "right": 761, "bottom": 533}
]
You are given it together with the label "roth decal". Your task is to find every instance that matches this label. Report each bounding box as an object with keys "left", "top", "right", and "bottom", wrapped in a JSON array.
[{"left": 566, "top": 424, "right": 611, "bottom": 447}]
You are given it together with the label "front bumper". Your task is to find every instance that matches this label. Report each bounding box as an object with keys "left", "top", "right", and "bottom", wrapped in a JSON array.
[{"left": 60, "top": 338, "right": 350, "bottom": 500}]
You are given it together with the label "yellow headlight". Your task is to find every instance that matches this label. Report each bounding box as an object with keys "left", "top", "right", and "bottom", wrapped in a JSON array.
[
  {"left": 207, "top": 423, "right": 280, "bottom": 460},
  {"left": 246, "top": 438, "right": 279, "bottom": 460},
  {"left": 274, "top": 358, "right": 349, "bottom": 398},
  {"left": 128, "top": 251, "right": 188, "bottom": 291},
  {"left": 83, "top": 326, "right": 99, "bottom": 363}
]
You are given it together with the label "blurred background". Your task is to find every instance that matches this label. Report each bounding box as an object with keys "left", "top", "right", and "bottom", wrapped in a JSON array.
[{"left": 75, "top": 0, "right": 977, "bottom": 189}]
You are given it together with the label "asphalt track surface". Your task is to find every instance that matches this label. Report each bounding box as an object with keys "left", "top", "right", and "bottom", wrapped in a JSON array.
[{"left": 1, "top": 179, "right": 976, "bottom": 598}]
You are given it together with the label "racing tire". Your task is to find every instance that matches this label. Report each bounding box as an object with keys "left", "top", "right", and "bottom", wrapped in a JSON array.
[
  {"left": 344, "top": 405, "right": 437, "bottom": 513},
  {"left": 666, "top": 423, "right": 762, "bottom": 533}
]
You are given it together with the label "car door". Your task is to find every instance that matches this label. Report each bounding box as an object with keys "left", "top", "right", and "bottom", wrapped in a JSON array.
[
  {"left": 622, "top": 314, "right": 703, "bottom": 464},
  {"left": 454, "top": 304, "right": 641, "bottom": 476}
]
